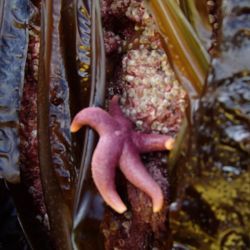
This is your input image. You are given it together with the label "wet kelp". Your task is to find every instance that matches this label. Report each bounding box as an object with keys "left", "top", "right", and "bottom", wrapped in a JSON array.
[
  {"left": 145, "top": 0, "right": 209, "bottom": 98},
  {"left": 37, "top": 0, "right": 77, "bottom": 249},
  {"left": 1, "top": 0, "right": 80, "bottom": 249},
  {"left": 0, "top": 0, "right": 29, "bottom": 183},
  {"left": 169, "top": 0, "right": 250, "bottom": 249},
  {"left": 0, "top": 0, "right": 105, "bottom": 249},
  {"left": 72, "top": 1, "right": 107, "bottom": 249},
  {"left": 0, "top": 1, "right": 51, "bottom": 249},
  {"left": 145, "top": 0, "right": 210, "bottom": 176}
]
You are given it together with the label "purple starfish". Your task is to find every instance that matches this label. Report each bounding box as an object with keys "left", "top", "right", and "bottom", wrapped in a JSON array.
[{"left": 71, "top": 96, "right": 174, "bottom": 214}]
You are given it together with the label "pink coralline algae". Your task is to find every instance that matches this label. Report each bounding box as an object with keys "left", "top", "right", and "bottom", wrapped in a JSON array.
[
  {"left": 71, "top": 96, "right": 174, "bottom": 213},
  {"left": 19, "top": 29, "right": 48, "bottom": 227},
  {"left": 104, "top": 31, "right": 122, "bottom": 54}
]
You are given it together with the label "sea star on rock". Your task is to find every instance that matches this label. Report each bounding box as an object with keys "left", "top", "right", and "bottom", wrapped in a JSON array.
[{"left": 71, "top": 95, "right": 174, "bottom": 214}]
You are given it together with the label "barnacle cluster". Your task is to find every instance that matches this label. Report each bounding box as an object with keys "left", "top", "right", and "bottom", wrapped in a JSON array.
[
  {"left": 102, "top": 0, "right": 186, "bottom": 136},
  {"left": 121, "top": 48, "right": 186, "bottom": 134}
]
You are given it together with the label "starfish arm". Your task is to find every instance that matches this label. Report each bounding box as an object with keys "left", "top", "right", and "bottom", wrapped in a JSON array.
[
  {"left": 132, "top": 132, "right": 175, "bottom": 153},
  {"left": 71, "top": 107, "right": 117, "bottom": 135},
  {"left": 91, "top": 135, "right": 127, "bottom": 214},
  {"left": 109, "top": 95, "right": 124, "bottom": 117},
  {"left": 119, "top": 141, "right": 164, "bottom": 213},
  {"left": 109, "top": 95, "right": 133, "bottom": 129}
]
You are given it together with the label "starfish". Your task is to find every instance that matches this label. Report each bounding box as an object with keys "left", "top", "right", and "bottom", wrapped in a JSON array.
[{"left": 71, "top": 96, "right": 174, "bottom": 214}]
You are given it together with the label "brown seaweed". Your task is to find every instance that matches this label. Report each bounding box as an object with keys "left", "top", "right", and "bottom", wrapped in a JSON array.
[
  {"left": 179, "top": 0, "right": 213, "bottom": 52},
  {"left": 71, "top": 1, "right": 107, "bottom": 249},
  {"left": 0, "top": 0, "right": 30, "bottom": 183},
  {"left": 0, "top": 2, "right": 52, "bottom": 249},
  {"left": 170, "top": 0, "right": 250, "bottom": 249},
  {"left": 37, "top": 0, "right": 79, "bottom": 249},
  {"left": 145, "top": 0, "right": 209, "bottom": 98}
]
